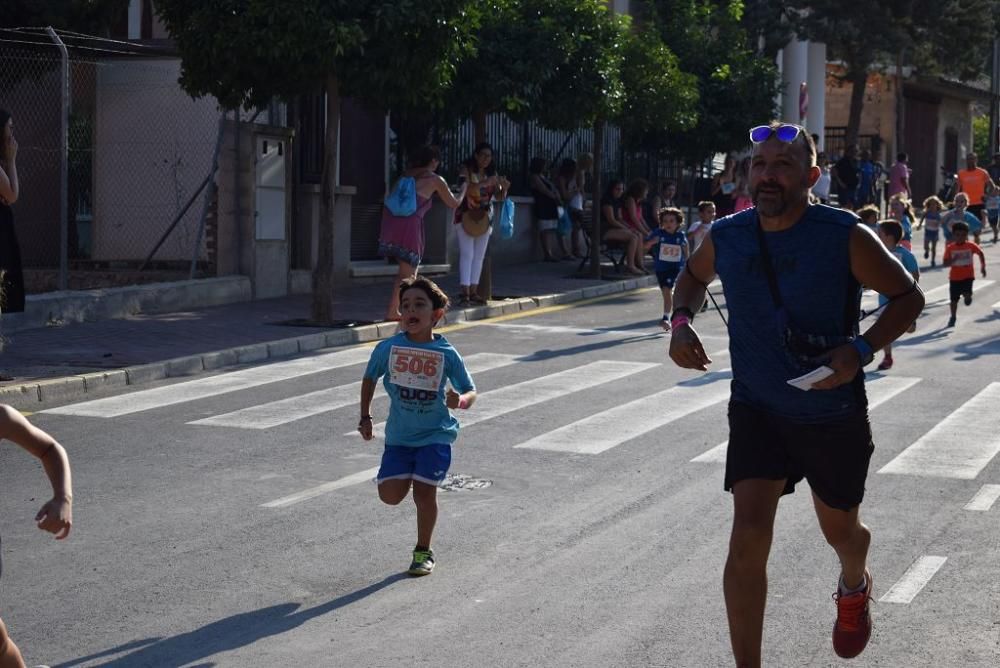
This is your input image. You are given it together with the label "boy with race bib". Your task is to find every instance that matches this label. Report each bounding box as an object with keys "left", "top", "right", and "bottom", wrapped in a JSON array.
[
  {"left": 645, "top": 207, "right": 690, "bottom": 331},
  {"left": 358, "top": 277, "right": 476, "bottom": 576}
]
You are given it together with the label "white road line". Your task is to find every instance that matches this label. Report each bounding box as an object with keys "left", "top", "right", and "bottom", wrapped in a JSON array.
[
  {"left": 261, "top": 467, "right": 379, "bottom": 508},
  {"left": 347, "top": 360, "right": 660, "bottom": 439},
  {"left": 189, "top": 353, "right": 520, "bottom": 430},
  {"left": 690, "top": 374, "right": 922, "bottom": 464},
  {"left": 879, "top": 382, "right": 1000, "bottom": 479},
  {"left": 993, "top": 299, "right": 1000, "bottom": 310},
  {"left": 42, "top": 346, "right": 374, "bottom": 418},
  {"left": 514, "top": 369, "right": 732, "bottom": 454},
  {"left": 879, "top": 556, "right": 948, "bottom": 604},
  {"left": 963, "top": 484, "right": 1000, "bottom": 511}
]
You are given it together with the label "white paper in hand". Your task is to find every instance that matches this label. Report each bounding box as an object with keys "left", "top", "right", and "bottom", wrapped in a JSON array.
[{"left": 786, "top": 366, "right": 835, "bottom": 391}]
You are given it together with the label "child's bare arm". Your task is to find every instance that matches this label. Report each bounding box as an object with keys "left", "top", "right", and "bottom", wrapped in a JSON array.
[
  {"left": 446, "top": 389, "right": 477, "bottom": 410},
  {"left": 358, "top": 377, "right": 377, "bottom": 440},
  {"left": 0, "top": 405, "right": 73, "bottom": 539}
]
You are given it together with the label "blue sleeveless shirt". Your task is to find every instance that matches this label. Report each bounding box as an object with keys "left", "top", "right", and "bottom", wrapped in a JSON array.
[{"left": 713, "top": 204, "right": 867, "bottom": 422}]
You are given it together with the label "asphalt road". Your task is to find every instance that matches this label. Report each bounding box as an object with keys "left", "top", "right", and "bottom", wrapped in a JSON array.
[{"left": 2, "top": 239, "right": 1000, "bottom": 667}]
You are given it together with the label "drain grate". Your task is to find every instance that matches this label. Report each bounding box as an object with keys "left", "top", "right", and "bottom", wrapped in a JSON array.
[{"left": 440, "top": 473, "right": 493, "bottom": 491}]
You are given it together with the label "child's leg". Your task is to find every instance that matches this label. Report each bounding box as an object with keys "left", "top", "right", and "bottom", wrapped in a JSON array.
[
  {"left": 950, "top": 299, "right": 958, "bottom": 318},
  {"left": 411, "top": 482, "right": 439, "bottom": 548},
  {"left": 378, "top": 479, "right": 412, "bottom": 505},
  {"left": 0, "top": 618, "right": 27, "bottom": 668},
  {"left": 662, "top": 286, "right": 673, "bottom": 316}
]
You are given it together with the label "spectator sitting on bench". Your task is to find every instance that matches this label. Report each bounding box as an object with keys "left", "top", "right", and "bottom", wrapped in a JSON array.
[{"left": 601, "top": 179, "right": 646, "bottom": 275}]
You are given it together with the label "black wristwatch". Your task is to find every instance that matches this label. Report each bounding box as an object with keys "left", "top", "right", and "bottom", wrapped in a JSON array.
[{"left": 851, "top": 335, "right": 875, "bottom": 367}]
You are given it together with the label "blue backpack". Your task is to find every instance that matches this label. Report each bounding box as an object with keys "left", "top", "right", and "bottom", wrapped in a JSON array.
[
  {"left": 499, "top": 198, "right": 515, "bottom": 239},
  {"left": 384, "top": 176, "right": 417, "bottom": 217}
]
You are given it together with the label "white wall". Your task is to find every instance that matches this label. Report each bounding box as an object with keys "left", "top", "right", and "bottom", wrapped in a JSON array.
[{"left": 93, "top": 58, "right": 221, "bottom": 261}]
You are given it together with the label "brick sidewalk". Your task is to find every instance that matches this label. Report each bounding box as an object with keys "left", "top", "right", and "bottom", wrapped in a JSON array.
[{"left": 0, "top": 259, "right": 655, "bottom": 408}]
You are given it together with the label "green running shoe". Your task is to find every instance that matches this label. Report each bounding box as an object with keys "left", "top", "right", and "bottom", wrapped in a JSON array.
[{"left": 408, "top": 548, "right": 435, "bottom": 576}]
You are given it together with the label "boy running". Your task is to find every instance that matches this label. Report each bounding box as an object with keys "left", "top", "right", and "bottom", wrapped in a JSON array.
[
  {"left": 0, "top": 405, "right": 73, "bottom": 668},
  {"left": 644, "top": 207, "right": 690, "bottom": 331},
  {"left": 942, "top": 221, "right": 987, "bottom": 327},
  {"left": 875, "top": 220, "right": 920, "bottom": 370},
  {"left": 358, "top": 276, "right": 476, "bottom": 576}
]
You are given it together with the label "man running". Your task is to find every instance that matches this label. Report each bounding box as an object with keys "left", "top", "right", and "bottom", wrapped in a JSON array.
[
  {"left": 668, "top": 121, "right": 925, "bottom": 667},
  {"left": 956, "top": 152, "right": 997, "bottom": 236}
]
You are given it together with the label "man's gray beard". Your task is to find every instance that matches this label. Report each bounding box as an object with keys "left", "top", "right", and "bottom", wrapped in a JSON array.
[{"left": 753, "top": 193, "right": 787, "bottom": 217}]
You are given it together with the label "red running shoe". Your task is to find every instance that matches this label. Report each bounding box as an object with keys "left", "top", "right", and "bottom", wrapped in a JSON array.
[
  {"left": 877, "top": 357, "right": 893, "bottom": 371},
  {"left": 832, "top": 569, "right": 873, "bottom": 658}
]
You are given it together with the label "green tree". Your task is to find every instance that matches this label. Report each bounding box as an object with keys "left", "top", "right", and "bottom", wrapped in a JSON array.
[
  {"left": 791, "top": 0, "right": 999, "bottom": 147},
  {"left": 642, "top": 0, "right": 780, "bottom": 164},
  {"left": 530, "top": 2, "right": 629, "bottom": 277},
  {"left": 155, "top": 0, "right": 481, "bottom": 324}
]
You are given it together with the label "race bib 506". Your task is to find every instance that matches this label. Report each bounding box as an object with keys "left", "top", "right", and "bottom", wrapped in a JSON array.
[{"left": 389, "top": 346, "right": 445, "bottom": 391}]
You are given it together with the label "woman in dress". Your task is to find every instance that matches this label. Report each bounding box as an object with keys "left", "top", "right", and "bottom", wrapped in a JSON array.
[
  {"left": 454, "top": 142, "right": 509, "bottom": 306},
  {"left": 600, "top": 179, "right": 645, "bottom": 275},
  {"left": 0, "top": 108, "right": 25, "bottom": 314},
  {"left": 710, "top": 154, "right": 738, "bottom": 218},
  {"left": 378, "top": 145, "right": 466, "bottom": 321}
]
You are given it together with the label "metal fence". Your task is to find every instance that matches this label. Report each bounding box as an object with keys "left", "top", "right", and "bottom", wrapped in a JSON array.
[{"left": 0, "top": 34, "right": 230, "bottom": 292}]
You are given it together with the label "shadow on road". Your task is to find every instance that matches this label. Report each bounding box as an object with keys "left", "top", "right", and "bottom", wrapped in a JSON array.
[{"left": 54, "top": 573, "right": 409, "bottom": 668}]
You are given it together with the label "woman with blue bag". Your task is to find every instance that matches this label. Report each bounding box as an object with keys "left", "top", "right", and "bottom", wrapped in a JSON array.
[
  {"left": 379, "top": 145, "right": 466, "bottom": 322},
  {"left": 453, "top": 142, "right": 509, "bottom": 306}
]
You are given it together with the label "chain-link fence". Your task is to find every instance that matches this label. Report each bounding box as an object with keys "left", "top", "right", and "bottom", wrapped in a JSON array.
[{"left": 0, "top": 31, "right": 235, "bottom": 293}]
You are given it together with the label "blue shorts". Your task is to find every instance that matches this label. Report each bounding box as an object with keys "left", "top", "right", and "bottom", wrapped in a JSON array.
[
  {"left": 924, "top": 229, "right": 939, "bottom": 242},
  {"left": 656, "top": 267, "right": 680, "bottom": 288},
  {"left": 377, "top": 443, "right": 451, "bottom": 486}
]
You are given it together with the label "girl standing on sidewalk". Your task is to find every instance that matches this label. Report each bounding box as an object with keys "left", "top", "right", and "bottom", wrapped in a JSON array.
[
  {"left": 453, "top": 143, "right": 509, "bottom": 306},
  {"left": 378, "top": 145, "right": 466, "bottom": 322}
]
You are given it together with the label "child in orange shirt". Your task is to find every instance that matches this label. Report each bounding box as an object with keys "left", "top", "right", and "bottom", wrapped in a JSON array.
[{"left": 942, "top": 221, "right": 987, "bottom": 327}]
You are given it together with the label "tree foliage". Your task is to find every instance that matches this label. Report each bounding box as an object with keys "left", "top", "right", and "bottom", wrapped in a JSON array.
[
  {"left": 642, "top": 0, "right": 780, "bottom": 163},
  {"left": 790, "top": 0, "right": 1000, "bottom": 144},
  {"left": 155, "top": 0, "right": 480, "bottom": 112}
]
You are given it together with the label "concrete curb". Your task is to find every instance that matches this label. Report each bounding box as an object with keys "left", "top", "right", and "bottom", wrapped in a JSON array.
[{"left": 5, "top": 275, "right": 655, "bottom": 412}]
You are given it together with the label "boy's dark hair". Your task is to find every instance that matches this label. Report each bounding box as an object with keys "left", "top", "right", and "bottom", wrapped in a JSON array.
[
  {"left": 878, "top": 219, "right": 903, "bottom": 243},
  {"left": 856, "top": 204, "right": 880, "bottom": 222},
  {"left": 951, "top": 221, "right": 970, "bottom": 234},
  {"left": 897, "top": 152, "right": 908, "bottom": 162},
  {"left": 658, "top": 207, "right": 685, "bottom": 226},
  {"left": 697, "top": 200, "right": 715, "bottom": 213},
  {"left": 399, "top": 276, "right": 450, "bottom": 311}
]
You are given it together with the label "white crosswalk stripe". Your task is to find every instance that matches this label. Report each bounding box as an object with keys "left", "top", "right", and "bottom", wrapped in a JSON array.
[
  {"left": 690, "top": 374, "right": 922, "bottom": 464},
  {"left": 344, "top": 360, "right": 660, "bottom": 439},
  {"left": 879, "top": 382, "right": 1000, "bottom": 480},
  {"left": 879, "top": 556, "right": 948, "bottom": 604},
  {"left": 513, "top": 369, "right": 733, "bottom": 455},
  {"left": 189, "top": 353, "right": 521, "bottom": 430},
  {"left": 41, "top": 346, "right": 374, "bottom": 418},
  {"left": 964, "top": 484, "right": 1000, "bottom": 511}
]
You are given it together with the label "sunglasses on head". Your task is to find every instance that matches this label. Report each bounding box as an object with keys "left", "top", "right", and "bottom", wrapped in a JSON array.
[{"left": 749, "top": 124, "right": 803, "bottom": 144}]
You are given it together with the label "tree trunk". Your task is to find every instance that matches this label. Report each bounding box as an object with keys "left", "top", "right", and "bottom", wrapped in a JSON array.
[
  {"left": 311, "top": 73, "right": 341, "bottom": 325},
  {"left": 590, "top": 119, "right": 605, "bottom": 279},
  {"left": 846, "top": 67, "right": 868, "bottom": 148}
]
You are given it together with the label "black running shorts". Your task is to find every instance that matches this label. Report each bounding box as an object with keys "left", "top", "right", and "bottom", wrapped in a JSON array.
[
  {"left": 949, "top": 278, "right": 974, "bottom": 303},
  {"left": 725, "top": 400, "right": 875, "bottom": 511}
]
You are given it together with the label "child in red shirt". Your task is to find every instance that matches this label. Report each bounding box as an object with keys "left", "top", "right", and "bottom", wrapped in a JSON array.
[{"left": 942, "top": 221, "right": 987, "bottom": 327}]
